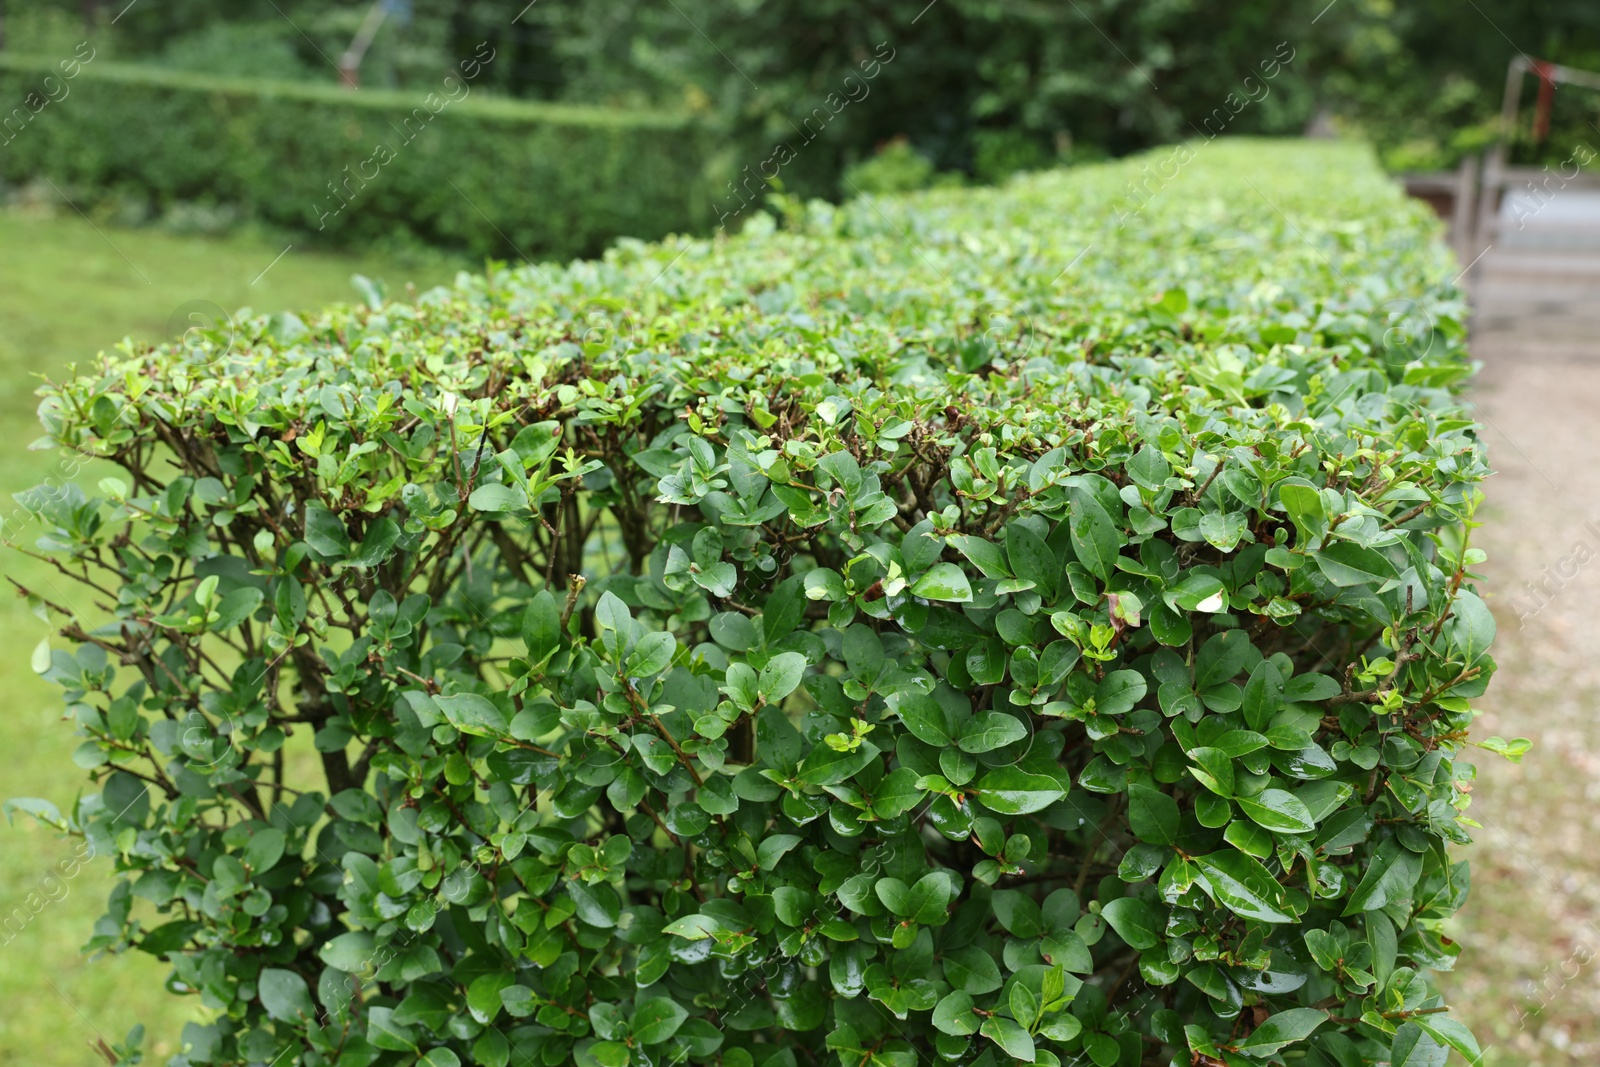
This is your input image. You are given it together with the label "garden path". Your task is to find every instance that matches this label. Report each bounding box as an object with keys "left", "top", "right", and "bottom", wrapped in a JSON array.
[{"left": 1437, "top": 229, "right": 1600, "bottom": 1065}]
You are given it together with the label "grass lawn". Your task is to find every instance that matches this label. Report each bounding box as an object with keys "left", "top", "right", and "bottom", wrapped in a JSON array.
[{"left": 0, "top": 207, "right": 464, "bottom": 1065}]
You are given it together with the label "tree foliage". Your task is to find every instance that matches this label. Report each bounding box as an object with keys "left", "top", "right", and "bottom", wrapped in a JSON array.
[
  {"left": 8, "top": 141, "right": 1506, "bottom": 1067},
  {"left": 31, "top": 0, "right": 1600, "bottom": 175}
]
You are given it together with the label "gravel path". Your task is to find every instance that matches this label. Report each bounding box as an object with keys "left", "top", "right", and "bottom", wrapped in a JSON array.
[{"left": 1437, "top": 244, "right": 1600, "bottom": 1065}]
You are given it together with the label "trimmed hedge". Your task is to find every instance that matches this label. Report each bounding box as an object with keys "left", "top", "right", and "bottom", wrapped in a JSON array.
[
  {"left": 11, "top": 140, "right": 1503, "bottom": 1067},
  {"left": 0, "top": 53, "right": 714, "bottom": 260}
]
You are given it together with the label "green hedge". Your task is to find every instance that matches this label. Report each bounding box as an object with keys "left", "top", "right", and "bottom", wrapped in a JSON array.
[
  {"left": 0, "top": 54, "right": 715, "bottom": 260},
  {"left": 12, "top": 140, "right": 1504, "bottom": 1067}
]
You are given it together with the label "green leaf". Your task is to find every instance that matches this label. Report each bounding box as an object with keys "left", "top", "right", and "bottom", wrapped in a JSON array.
[
  {"left": 908, "top": 872, "right": 954, "bottom": 925},
  {"left": 356, "top": 517, "right": 416, "bottom": 576},
  {"left": 1096, "top": 669, "right": 1147, "bottom": 715},
  {"left": 1127, "top": 784, "right": 1179, "bottom": 845},
  {"left": 1237, "top": 788, "right": 1316, "bottom": 834},
  {"left": 948, "top": 534, "right": 1012, "bottom": 579},
  {"left": 932, "top": 991, "right": 979, "bottom": 1036},
  {"left": 1196, "top": 629, "right": 1252, "bottom": 688},
  {"left": 694, "top": 560, "right": 737, "bottom": 597},
  {"left": 1199, "top": 511, "right": 1247, "bottom": 552},
  {"left": 1283, "top": 672, "right": 1341, "bottom": 702},
  {"left": 259, "top": 967, "right": 314, "bottom": 1022},
  {"left": 1187, "top": 747, "right": 1235, "bottom": 797},
  {"left": 1211, "top": 730, "right": 1268, "bottom": 757},
  {"left": 980, "top": 1015, "right": 1036, "bottom": 1062},
  {"left": 662, "top": 914, "right": 721, "bottom": 940},
  {"left": 943, "top": 945, "right": 1003, "bottom": 994},
  {"left": 1409, "top": 1016, "right": 1481, "bottom": 1065},
  {"left": 466, "top": 972, "right": 513, "bottom": 1023},
  {"left": 893, "top": 692, "right": 954, "bottom": 746},
  {"left": 972, "top": 767, "right": 1066, "bottom": 814},
  {"left": 1009, "top": 982, "right": 1040, "bottom": 1029},
  {"left": 304, "top": 503, "right": 351, "bottom": 556},
  {"left": 1241, "top": 660, "right": 1284, "bottom": 730},
  {"left": 1446, "top": 590, "right": 1496, "bottom": 664},
  {"left": 211, "top": 587, "right": 264, "bottom": 632},
  {"left": 1390, "top": 1023, "right": 1451, "bottom": 1067},
  {"left": 1314, "top": 541, "right": 1396, "bottom": 587},
  {"left": 1192, "top": 850, "right": 1294, "bottom": 923},
  {"left": 958, "top": 711, "right": 1027, "bottom": 753},
  {"left": 319, "top": 931, "right": 375, "bottom": 973},
  {"left": 1165, "top": 573, "right": 1225, "bottom": 612},
  {"left": 1279, "top": 482, "right": 1325, "bottom": 540},
  {"left": 991, "top": 889, "right": 1042, "bottom": 937},
  {"left": 522, "top": 590, "right": 562, "bottom": 661},
  {"left": 434, "top": 693, "right": 510, "bottom": 738},
  {"left": 1235, "top": 1008, "right": 1328, "bottom": 1054},
  {"left": 873, "top": 766, "right": 923, "bottom": 818},
  {"left": 1068, "top": 488, "right": 1121, "bottom": 582},
  {"left": 2, "top": 798, "right": 63, "bottom": 828},
  {"left": 632, "top": 997, "right": 689, "bottom": 1044},
  {"left": 505, "top": 421, "right": 560, "bottom": 471},
  {"left": 1343, "top": 838, "right": 1425, "bottom": 916},
  {"left": 241, "top": 827, "right": 286, "bottom": 872},
  {"left": 1085, "top": 1030, "right": 1121, "bottom": 1065},
  {"left": 874, "top": 877, "right": 911, "bottom": 915},
  {"left": 911, "top": 562, "right": 973, "bottom": 602},
  {"left": 1101, "top": 897, "right": 1161, "bottom": 950},
  {"left": 418, "top": 1050, "right": 461, "bottom": 1067},
  {"left": 757, "top": 834, "right": 802, "bottom": 870},
  {"left": 1476, "top": 735, "right": 1531, "bottom": 763},
  {"left": 758, "top": 651, "right": 807, "bottom": 702},
  {"left": 467, "top": 482, "right": 528, "bottom": 512},
  {"left": 1005, "top": 522, "right": 1057, "bottom": 597},
  {"left": 627, "top": 631, "right": 677, "bottom": 677},
  {"left": 367, "top": 1006, "right": 418, "bottom": 1051}
]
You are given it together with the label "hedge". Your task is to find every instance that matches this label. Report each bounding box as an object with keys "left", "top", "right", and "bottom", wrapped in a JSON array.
[
  {"left": 9, "top": 139, "right": 1505, "bottom": 1067},
  {"left": 0, "top": 53, "right": 714, "bottom": 260}
]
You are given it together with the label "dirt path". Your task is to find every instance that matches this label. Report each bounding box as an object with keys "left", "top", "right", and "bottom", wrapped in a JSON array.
[{"left": 1437, "top": 245, "right": 1600, "bottom": 1065}]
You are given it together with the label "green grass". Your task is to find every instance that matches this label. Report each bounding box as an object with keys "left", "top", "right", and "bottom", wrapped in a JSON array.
[{"left": 0, "top": 207, "right": 464, "bottom": 1065}]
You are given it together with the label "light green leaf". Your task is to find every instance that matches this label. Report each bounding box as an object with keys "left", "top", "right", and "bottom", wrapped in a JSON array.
[
  {"left": 758, "top": 651, "right": 808, "bottom": 702},
  {"left": 467, "top": 482, "right": 528, "bottom": 513},
  {"left": 911, "top": 563, "right": 973, "bottom": 602},
  {"left": 434, "top": 693, "right": 510, "bottom": 738}
]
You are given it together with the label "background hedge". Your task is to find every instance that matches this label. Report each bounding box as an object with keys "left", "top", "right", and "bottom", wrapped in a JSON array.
[
  {"left": 0, "top": 54, "right": 716, "bottom": 260},
  {"left": 11, "top": 139, "right": 1502, "bottom": 1067}
]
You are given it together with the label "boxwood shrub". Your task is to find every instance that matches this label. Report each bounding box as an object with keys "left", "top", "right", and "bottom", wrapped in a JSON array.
[
  {"left": 0, "top": 54, "right": 712, "bottom": 260},
  {"left": 9, "top": 140, "right": 1505, "bottom": 1067}
]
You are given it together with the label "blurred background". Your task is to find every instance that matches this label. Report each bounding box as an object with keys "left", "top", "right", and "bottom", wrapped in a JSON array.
[{"left": 3, "top": 1, "right": 1600, "bottom": 1064}]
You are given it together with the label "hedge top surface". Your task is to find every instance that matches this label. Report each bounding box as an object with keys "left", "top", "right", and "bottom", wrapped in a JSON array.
[
  {"left": 16, "top": 139, "right": 1498, "bottom": 1067},
  {"left": 0, "top": 53, "right": 697, "bottom": 129}
]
